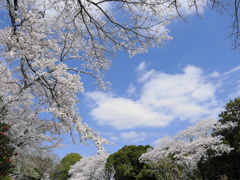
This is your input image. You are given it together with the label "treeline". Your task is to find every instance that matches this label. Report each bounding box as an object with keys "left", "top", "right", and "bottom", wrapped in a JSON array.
[
  {"left": 69, "top": 98, "right": 240, "bottom": 180},
  {"left": 1, "top": 98, "right": 240, "bottom": 180}
]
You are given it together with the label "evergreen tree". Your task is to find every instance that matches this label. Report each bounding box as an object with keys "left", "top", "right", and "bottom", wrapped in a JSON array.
[
  {"left": 212, "top": 98, "right": 240, "bottom": 179},
  {"left": 105, "top": 145, "right": 156, "bottom": 180},
  {"left": 50, "top": 153, "right": 82, "bottom": 180}
]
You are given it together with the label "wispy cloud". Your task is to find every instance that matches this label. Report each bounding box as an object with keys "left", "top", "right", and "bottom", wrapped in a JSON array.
[
  {"left": 120, "top": 131, "right": 156, "bottom": 143},
  {"left": 127, "top": 84, "right": 136, "bottom": 96},
  {"left": 85, "top": 63, "right": 240, "bottom": 130},
  {"left": 109, "top": 136, "right": 119, "bottom": 142},
  {"left": 223, "top": 66, "right": 240, "bottom": 76}
]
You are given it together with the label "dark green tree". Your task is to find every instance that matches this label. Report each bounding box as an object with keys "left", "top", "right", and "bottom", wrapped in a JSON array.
[
  {"left": 0, "top": 176, "right": 13, "bottom": 180},
  {"left": 0, "top": 122, "right": 16, "bottom": 177},
  {"left": 197, "top": 98, "right": 240, "bottom": 180},
  {"left": 50, "top": 153, "right": 82, "bottom": 180},
  {"left": 218, "top": 98, "right": 240, "bottom": 179},
  {"left": 105, "top": 145, "right": 156, "bottom": 180},
  {"left": 219, "top": 98, "right": 240, "bottom": 149}
]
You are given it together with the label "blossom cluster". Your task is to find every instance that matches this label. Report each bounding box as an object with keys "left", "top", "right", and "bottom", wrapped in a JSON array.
[{"left": 139, "top": 119, "right": 234, "bottom": 172}]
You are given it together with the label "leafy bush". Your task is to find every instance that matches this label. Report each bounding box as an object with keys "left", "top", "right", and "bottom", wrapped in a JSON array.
[{"left": 0, "top": 122, "right": 17, "bottom": 177}]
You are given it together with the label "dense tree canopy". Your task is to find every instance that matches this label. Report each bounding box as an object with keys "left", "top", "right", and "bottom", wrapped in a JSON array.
[
  {"left": 105, "top": 145, "right": 156, "bottom": 180},
  {"left": 69, "top": 99, "right": 240, "bottom": 180},
  {"left": 208, "top": 98, "right": 240, "bottom": 179},
  {"left": 218, "top": 98, "right": 240, "bottom": 151},
  {"left": 50, "top": 153, "right": 82, "bottom": 180},
  {"left": 139, "top": 119, "right": 234, "bottom": 179}
]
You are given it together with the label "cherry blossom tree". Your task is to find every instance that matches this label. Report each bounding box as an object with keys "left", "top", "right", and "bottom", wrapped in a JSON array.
[
  {"left": 0, "top": 0, "right": 238, "bottom": 171},
  {"left": 139, "top": 119, "right": 235, "bottom": 177},
  {"left": 68, "top": 153, "right": 111, "bottom": 180},
  {"left": 0, "top": 0, "right": 177, "bottom": 157},
  {"left": 12, "top": 150, "right": 60, "bottom": 180}
]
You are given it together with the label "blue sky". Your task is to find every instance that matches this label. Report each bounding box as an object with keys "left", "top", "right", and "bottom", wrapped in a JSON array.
[{"left": 54, "top": 8, "right": 240, "bottom": 159}]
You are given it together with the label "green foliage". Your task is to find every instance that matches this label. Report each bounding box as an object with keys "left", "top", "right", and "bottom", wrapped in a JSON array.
[
  {"left": 0, "top": 122, "right": 16, "bottom": 177},
  {"left": 198, "top": 97, "right": 240, "bottom": 179},
  {"left": 219, "top": 98, "right": 240, "bottom": 149},
  {"left": 50, "top": 153, "right": 82, "bottom": 180},
  {"left": 218, "top": 98, "right": 240, "bottom": 179},
  {"left": 105, "top": 145, "right": 156, "bottom": 180},
  {"left": 197, "top": 154, "right": 232, "bottom": 180},
  {"left": 0, "top": 176, "right": 13, "bottom": 180}
]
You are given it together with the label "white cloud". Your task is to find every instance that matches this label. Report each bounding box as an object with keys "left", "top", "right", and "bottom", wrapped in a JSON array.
[
  {"left": 86, "top": 92, "right": 170, "bottom": 129},
  {"left": 209, "top": 71, "right": 221, "bottom": 78},
  {"left": 110, "top": 136, "right": 119, "bottom": 141},
  {"left": 85, "top": 63, "right": 237, "bottom": 130},
  {"left": 127, "top": 84, "right": 136, "bottom": 95},
  {"left": 223, "top": 66, "right": 240, "bottom": 76},
  {"left": 227, "top": 81, "right": 240, "bottom": 99},
  {"left": 120, "top": 131, "right": 155, "bottom": 143},
  {"left": 138, "top": 65, "right": 220, "bottom": 122},
  {"left": 138, "top": 69, "right": 155, "bottom": 83},
  {"left": 220, "top": 66, "right": 240, "bottom": 100},
  {"left": 136, "top": 62, "right": 146, "bottom": 72}
]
